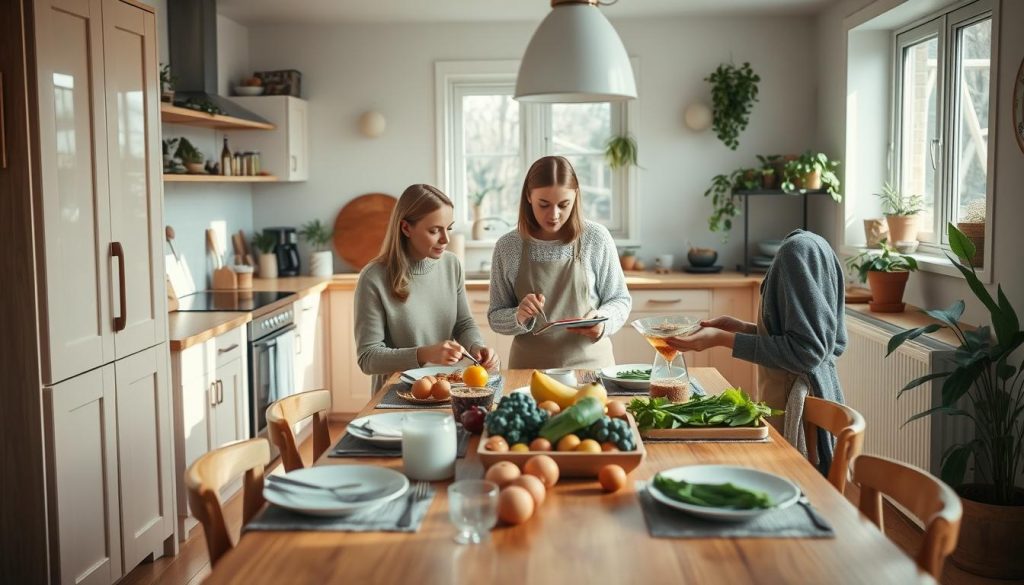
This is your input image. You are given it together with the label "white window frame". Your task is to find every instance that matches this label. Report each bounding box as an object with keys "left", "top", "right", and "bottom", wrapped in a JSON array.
[{"left": 435, "top": 60, "right": 639, "bottom": 244}]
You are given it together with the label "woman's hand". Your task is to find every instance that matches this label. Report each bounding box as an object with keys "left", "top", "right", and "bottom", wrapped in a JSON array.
[
  {"left": 417, "top": 340, "right": 465, "bottom": 366},
  {"left": 665, "top": 327, "right": 734, "bottom": 352},
  {"left": 566, "top": 310, "right": 605, "bottom": 340},
  {"left": 517, "top": 293, "right": 546, "bottom": 326},
  {"left": 700, "top": 315, "right": 756, "bottom": 335},
  {"left": 474, "top": 346, "right": 500, "bottom": 371}
]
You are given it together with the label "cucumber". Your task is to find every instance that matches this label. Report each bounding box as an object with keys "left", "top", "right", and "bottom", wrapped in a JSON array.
[{"left": 538, "top": 396, "right": 605, "bottom": 442}]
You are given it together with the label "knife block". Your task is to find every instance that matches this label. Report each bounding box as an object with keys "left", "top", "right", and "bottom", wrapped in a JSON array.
[{"left": 212, "top": 266, "right": 238, "bottom": 290}]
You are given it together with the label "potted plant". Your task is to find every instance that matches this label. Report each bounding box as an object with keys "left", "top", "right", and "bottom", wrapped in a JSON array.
[
  {"left": 756, "top": 154, "right": 780, "bottom": 189},
  {"left": 876, "top": 182, "right": 924, "bottom": 243},
  {"left": 299, "top": 219, "right": 334, "bottom": 277},
  {"left": 845, "top": 240, "right": 919, "bottom": 313},
  {"left": 469, "top": 186, "right": 500, "bottom": 240},
  {"left": 253, "top": 231, "right": 278, "bottom": 279},
  {"left": 605, "top": 135, "right": 639, "bottom": 169},
  {"left": 886, "top": 223, "right": 1024, "bottom": 579},
  {"left": 704, "top": 62, "right": 760, "bottom": 150},
  {"left": 781, "top": 151, "right": 842, "bottom": 200},
  {"left": 862, "top": 217, "right": 889, "bottom": 249},
  {"left": 159, "top": 63, "right": 176, "bottom": 103},
  {"left": 174, "top": 137, "right": 205, "bottom": 174},
  {"left": 161, "top": 137, "right": 179, "bottom": 171},
  {"left": 956, "top": 199, "right": 986, "bottom": 266},
  {"left": 619, "top": 247, "right": 638, "bottom": 271},
  {"left": 704, "top": 168, "right": 760, "bottom": 241}
]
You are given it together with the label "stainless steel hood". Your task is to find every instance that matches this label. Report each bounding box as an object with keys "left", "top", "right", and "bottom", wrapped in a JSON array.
[{"left": 167, "top": 0, "right": 268, "bottom": 124}]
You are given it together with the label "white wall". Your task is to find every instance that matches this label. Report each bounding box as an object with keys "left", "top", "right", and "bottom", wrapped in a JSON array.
[{"left": 246, "top": 16, "right": 822, "bottom": 273}]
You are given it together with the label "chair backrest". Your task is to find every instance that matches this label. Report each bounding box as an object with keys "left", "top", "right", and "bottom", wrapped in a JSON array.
[
  {"left": 266, "top": 389, "right": 332, "bottom": 472},
  {"left": 853, "top": 454, "right": 963, "bottom": 579},
  {"left": 803, "top": 396, "right": 866, "bottom": 493},
  {"left": 185, "top": 438, "right": 270, "bottom": 566}
]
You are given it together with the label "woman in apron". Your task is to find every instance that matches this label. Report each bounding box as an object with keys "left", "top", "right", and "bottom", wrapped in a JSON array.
[
  {"left": 665, "top": 230, "right": 847, "bottom": 474},
  {"left": 487, "top": 156, "right": 631, "bottom": 370}
]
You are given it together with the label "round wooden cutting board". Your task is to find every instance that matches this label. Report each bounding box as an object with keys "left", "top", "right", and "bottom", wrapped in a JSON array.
[{"left": 333, "top": 193, "right": 397, "bottom": 270}]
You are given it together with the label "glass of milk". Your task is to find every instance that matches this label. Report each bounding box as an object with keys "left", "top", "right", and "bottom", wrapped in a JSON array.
[{"left": 402, "top": 412, "right": 457, "bottom": 481}]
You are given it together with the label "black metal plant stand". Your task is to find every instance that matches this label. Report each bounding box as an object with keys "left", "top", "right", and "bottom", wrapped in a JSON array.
[{"left": 733, "top": 189, "right": 831, "bottom": 275}]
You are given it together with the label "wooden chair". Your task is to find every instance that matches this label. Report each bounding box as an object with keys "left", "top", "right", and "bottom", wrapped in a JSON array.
[
  {"left": 185, "top": 438, "right": 270, "bottom": 566},
  {"left": 266, "top": 389, "right": 332, "bottom": 472},
  {"left": 853, "top": 454, "right": 963, "bottom": 579},
  {"left": 803, "top": 396, "right": 866, "bottom": 493}
]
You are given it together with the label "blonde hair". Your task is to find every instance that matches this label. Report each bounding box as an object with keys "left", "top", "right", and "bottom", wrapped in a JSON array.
[
  {"left": 518, "top": 156, "right": 584, "bottom": 243},
  {"left": 375, "top": 184, "right": 453, "bottom": 301}
]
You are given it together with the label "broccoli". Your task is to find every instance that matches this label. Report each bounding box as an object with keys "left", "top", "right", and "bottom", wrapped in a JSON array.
[
  {"left": 484, "top": 392, "right": 549, "bottom": 445},
  {"left": 584, "top": 416, "right": 636, "bottom": 451}
]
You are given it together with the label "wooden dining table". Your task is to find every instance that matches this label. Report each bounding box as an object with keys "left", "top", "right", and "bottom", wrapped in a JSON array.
[{"left": 205, "top": 368, "right": 933, "bottom": 584}]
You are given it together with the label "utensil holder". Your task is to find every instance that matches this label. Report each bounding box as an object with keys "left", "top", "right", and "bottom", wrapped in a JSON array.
[{"left": 236, "top": 271, "right": 253, "bottom": 290}]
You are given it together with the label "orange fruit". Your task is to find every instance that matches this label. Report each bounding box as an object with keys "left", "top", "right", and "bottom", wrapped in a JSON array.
[{"left": 463, "top": 365, "right": 488, "bottom": 387}]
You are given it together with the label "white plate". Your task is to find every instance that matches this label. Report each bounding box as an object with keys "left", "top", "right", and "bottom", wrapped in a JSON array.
[
  {"left": 648, "top": 464, "right": 800, "bottom": 522},
  {"left": 600, "top": 363, "right": 652, "bottom": 390},
  {"left": 263, "top": 465, "right": 408, "bottom": 517},
  {"left": 399, "top": 365, "right": 500, "bottom": 385},
  {"left": 345, "top": 413, "right": 409, "bottom": 447}
]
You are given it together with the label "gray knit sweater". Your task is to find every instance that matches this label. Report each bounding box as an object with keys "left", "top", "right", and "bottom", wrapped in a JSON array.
[
  {"left": 354, "top": 252, "right": 486, "bottom": 393},
  {"left": 487, "top": 220, "right": 632, "bottom": 338}
]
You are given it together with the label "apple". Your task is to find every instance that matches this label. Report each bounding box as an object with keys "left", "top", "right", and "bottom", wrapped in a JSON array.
[{"left": 460, "top": 406, "right": 487, "bottom": 434}]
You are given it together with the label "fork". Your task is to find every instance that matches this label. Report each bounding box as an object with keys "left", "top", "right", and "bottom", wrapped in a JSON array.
[
  {"left": 397, "top": 482, "right": 430, "bottom": 528},
  {"left": 797, "top": 490, "right": 831, "bottom": 531}
]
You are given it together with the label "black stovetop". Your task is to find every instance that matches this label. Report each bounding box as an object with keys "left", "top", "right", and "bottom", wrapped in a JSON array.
[{"left": 176, "top": 291, "right": 293, "bottom": 312}]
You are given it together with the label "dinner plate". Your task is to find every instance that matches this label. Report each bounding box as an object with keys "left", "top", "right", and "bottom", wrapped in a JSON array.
[
  {"left": 263, "top": 465, "right": 408, "bottom": 517},
  {"left": 600, "top": 363, "right": 652, "bottom": 390},
  {"left": 533, "top": 316, "right": 609, "bottom": 336},
  {"left": 400, "top": 365, "right": 501, "bottom": 385},
  {"left": 345, "top": 412, "right": 408, "bottom": 447},
  {"left": 648, "top": 464, "right": 800, "bottom": 522}
]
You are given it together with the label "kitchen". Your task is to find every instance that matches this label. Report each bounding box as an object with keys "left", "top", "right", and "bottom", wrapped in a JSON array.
[{"left": 2, "top": 0, "right": 1023, "bottom": 584}]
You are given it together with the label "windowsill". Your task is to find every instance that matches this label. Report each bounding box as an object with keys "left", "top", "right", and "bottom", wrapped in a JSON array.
[{"left": 838, "top": 245, "right": 975, "bottom": 281}]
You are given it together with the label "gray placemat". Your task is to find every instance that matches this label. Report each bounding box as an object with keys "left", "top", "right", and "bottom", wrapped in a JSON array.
[
  {"left": 245, "top": 484, "right": 435, "bottom": 533},
  {"left": 375, "top": 375, "right": 504, "bottom": 409},
  {"left": 328, "top": 428, "right": 472, "bottom": 458},
  {"left": 636, "top": 482, "right": 834, "bottom": 539}
]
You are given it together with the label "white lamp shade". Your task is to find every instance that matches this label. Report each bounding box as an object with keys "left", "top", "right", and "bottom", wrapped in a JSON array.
[
  {"left": 515, "top": 4, "right": 636, "bottom": 103},
  {"left": 358, "top": 111, "right": 387, "bottom": 138},
  {"left": 684, "top": 102, "right": 713, "bottom": 132}
]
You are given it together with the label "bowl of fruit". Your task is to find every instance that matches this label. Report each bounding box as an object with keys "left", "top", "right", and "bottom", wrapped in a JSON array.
[{"left": 234, "top": 76, "right": 264, "bottom": 96}]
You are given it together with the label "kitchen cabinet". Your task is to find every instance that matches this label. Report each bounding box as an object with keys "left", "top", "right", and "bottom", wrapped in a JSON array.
[
  {"left": 295, "top": 292, "right": 328, "bottom": 393},
  {"left": 466, "top": 290, "right": 513, "bottom": 368},
  {"left": 227, "top": 96, "right": 309, "bottom": 181},
  {"left": 328, "top": 289, "right": 373, "bottom": 412}
]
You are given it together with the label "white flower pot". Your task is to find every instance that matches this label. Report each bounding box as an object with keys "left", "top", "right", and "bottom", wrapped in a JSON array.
[
  {"left": 258, "top": 253, "right": 278, "bottom": 279},
  {"left": 309, "top": 250, "right": 334, "bottom": 277}
]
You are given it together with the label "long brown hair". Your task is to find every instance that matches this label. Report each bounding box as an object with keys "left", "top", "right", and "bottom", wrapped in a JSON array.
[
  {"left": 375, "top": 184, "right": 453, "bottom": 301},
  {"left": 518, "top": 155, "right": 584, "bottom": 243}
]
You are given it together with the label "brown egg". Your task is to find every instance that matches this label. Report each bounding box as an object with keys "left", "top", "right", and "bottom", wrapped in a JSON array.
[
  {"left": 484, "top": 461, "right": 522, "bottom": 487},
  {"left": 510, "top": 474, "right": 546, "bottom": 507},
  {"left": 498, "top": 486, "right": 535, "bottom": 525},
  {"left": 529, "top": 437, "right": 552, "bottom": 452},
  {"left": 411, "top": 377, "right": 433, "bottom": 399},
  {"left": 484, "top": 436, "right": 509, "bottom": 452},
  {"left": 423, "top": 375, "right": 437, "bottom": 384},
  {"left": 523, "top": 455, "right": 560, "bottom": 488},
  {"left": 605, "top": 401, "right": 627, "bottom": 419},
  {"left": 598, "top": 464, "right": 627, "bottom": 493},
  {"left": 431, "top": 379, "right": 451, "bottom": 400},
  {"left": 538, "top": 400, "right": 561, "bottom": 415}
]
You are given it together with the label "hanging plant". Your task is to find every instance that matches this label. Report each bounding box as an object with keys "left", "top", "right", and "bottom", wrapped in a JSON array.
[
  {"left": 605, "top": 135, "right": 639, "bottom": 169},
  {"left": 704, "top": 62, "right": 760, "bottom": 150}
]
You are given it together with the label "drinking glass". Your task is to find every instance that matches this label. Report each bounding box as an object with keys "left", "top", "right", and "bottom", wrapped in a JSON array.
[
  {"left": 631, "top": 315, "right": 701, "bottom": 402},
  {"left": 448, "top": 480, "right": 499, "bottom": 544}
]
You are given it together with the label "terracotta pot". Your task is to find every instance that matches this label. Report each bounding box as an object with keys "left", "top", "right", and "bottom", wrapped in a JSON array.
[
  {"left": 863, "top": 219, "right": 889, "bottom": 249},
  {"left": 866, "top": 270, "right": 909, "bottom": 312},
  {"left": 951, "top": 485, "right": 1024, "bottom": 579},
  {"left": 800, "top": 170, "right": 822, "bottom": 191},
  {"left": 885, "top": 214, "right": 919, "bottom": 243},
  {"left": 184, "top": 162, "right": 205, "bottom": 174},
  {"left": 955, "top": 222, "right": 985, "bottom": 267},
  {"left": 761, "top": 172, "right": 778, "bottom": 190},
  {"left": 620, "top": 254, "right": 637, "bottom": 271}
]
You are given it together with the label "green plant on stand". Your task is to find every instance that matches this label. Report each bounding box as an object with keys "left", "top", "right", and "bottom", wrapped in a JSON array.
[
  {"left": 704, "top": 62, "right": 760, "bottom": 150},
  {"left": 704, "top": 169, "right": 749, "bottom": 240},
  {"left": 605, "top": 135, "right": 639, "bottom": 169},
  {"left": 781, "top": 151, "right": 841, "bottom": 200},
  {"left": 877, "top": 181, "right": 924, "bottom": 216},
  {"left": 174, "top": 137, "right": 204, "bottom": 164},
  {"left": 756, "top": 154, "right": 780, "bottom": 189},
  {"left": 299, "top": 219, "right": 335, "bottom": 277}
]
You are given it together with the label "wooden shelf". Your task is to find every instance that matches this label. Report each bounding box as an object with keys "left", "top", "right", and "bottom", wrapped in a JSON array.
[
  {"left": 163, "top": 174, "right": 279, "bottom": 183},
  {"left": 160, "top": 103, "right": 274, "bottom": 130}
]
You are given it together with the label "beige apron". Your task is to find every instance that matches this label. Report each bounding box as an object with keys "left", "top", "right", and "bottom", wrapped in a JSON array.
[
  {"left": 756, "top": 307, "right": 798, "bottom": 432},
  {"left": 508, "top": 237, "right": 615, "bottom": 370}
]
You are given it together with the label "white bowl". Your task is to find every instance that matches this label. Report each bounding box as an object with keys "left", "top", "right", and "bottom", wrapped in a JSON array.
[
  {"left": 757, "top": 240, "right": 783, "bottom": 256},
  {"left": 894, "top": 240, "right": 919, "bottom": 254},
  {"left": 234, "top": 85, "right": 264, "bottom": 96}
]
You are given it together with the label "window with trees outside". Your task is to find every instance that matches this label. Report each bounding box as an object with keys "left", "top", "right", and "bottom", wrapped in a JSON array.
[
  {"left": 893, "top": 0, "right": 993, "bottom": 257},
  {"left": 436, "top": 61, "right": 636, "bottom": 242}
]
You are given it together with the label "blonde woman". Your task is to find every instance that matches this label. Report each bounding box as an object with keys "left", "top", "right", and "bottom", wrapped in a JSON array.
[
  {"left": 488, "top": 156, "right": 631, "bottom": 369},
  {"left": 355, "top": 184, "right": 499, "bottom": 393}
]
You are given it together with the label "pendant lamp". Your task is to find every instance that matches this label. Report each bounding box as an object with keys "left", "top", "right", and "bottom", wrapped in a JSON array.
[{"left": 515, "top": 0, "right": 637, "bottom": 103}]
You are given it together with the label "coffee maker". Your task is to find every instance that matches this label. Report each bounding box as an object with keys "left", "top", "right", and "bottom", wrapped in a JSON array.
[{"left": 265, "top": 227, "right": 300, "bottom": 276}]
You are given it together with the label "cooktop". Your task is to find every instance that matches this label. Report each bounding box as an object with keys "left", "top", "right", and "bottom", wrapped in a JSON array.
[{"left": 175, "top": 291, "right": 293, "bottom": 312}]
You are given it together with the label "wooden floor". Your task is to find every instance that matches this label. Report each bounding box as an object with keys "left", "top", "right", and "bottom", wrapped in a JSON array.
[{"left": 121, "top": 421, "right": 1012, "bottom": 585}]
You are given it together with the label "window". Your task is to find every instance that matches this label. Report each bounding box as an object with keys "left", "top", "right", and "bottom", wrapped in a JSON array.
[
  {"left": 436, "top": 61, "right": 636, "bottom": 241},
  {"left": 893, "top": 0, "right": 994, "bottom": 256}
]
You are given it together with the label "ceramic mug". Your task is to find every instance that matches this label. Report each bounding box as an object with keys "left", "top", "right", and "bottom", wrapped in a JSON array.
[
  {"left": 542, "top": 368, "right": 577, "bottom": 387},
  {"left": 655, "top": 254, "right": 674, "bottom": 271}
]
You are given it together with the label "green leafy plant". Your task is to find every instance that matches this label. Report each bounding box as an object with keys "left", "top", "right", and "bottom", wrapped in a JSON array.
[
  {"left": 298, "top": 219, "right": 334, "bottom": 252},
  {"left": 781, "top": 151, "right": 842, "bottom": 200},
  {"left": 161, "top": 137, "right": 179, "bottom": 156},
  {"left": 252, "top": 231, "right": 278, "bottom": 255},
  {"left": 605, "top": 135, "right": 639, "bottom": 169},
  {"left": 174, "top": 137, "right": 204, "bottom": 164},
  {"left": 704, "top": 62, "right": 760, "bottom": 150},
  {"left": 469, "top": 186, "right": 500, "bottom": 210},
  {"left": 845, "top": 240, "right": 919, "bottom": 282},
  {"left": 159, "top": 63, "right": 176, "bottom": 91},
  {"left": 620, "top": 248, "right": 636, "bottom": 257},
  {"left": 179, "top": 96, "right": 224, "bottom": 116},
  {"left": 704, "top": 168, "right": 759, "bottom": 239},
  {"left": 887, "top": 223, "right": 1024, "bottom": 506},
  {"left": 877, "top": 182, "right": 924, "bottom": 216}
]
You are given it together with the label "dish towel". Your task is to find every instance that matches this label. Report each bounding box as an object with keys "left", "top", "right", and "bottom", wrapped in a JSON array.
[{"left": 245, "top": 484, "right": 436, "bottom": 533}]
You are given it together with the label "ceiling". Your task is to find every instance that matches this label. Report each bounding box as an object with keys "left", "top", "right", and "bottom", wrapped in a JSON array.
[{"left": 217, "top": 0, "right": 838, "bottom": 25}]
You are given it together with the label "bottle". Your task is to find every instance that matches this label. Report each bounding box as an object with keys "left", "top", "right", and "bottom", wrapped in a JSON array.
[
  {"left": 233, "top": 151, "right": 241, "bottom": 176},
  {"left": 220, "top": 136, "right": 232, "bottom": 176}
]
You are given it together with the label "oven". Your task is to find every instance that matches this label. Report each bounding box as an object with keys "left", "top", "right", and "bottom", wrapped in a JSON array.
[{"left": 248, "top": 304, "right": 297, "bottom": 452}]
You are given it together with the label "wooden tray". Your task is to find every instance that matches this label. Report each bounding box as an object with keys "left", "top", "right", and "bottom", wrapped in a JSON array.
[
  {"left": 333, "top": 193, "right": 397, "bottom": 270},
  {"left": 640, "top": 421, "right": 769, "bottom": 441},
  {"left": 478, "top": 414, "right": 646, "bottom": 478}
]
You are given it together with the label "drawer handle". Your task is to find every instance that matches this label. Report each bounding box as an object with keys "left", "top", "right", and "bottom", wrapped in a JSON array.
[
  {"left": 218, "top": 343, "right": 239, "bottom": 354},
  {"left": 1, "top": 72, "right": 7, "bottom": 169},
  {"left": 647, "top": 298, "right": 683, "bottom": 304}
]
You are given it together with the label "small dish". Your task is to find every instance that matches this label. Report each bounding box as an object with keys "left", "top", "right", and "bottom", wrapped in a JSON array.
[
  {"left": 758, "top": 240, "right": 783, "bottom": 257},
  {"left": 600, "top": 363, "right": 653, "bottom": 390},
  {"left": 234, "top": 85, "right": 264, "bottom": 96},
  {"left": 648, "top": 464, "right": 799, "bottom": 522}
]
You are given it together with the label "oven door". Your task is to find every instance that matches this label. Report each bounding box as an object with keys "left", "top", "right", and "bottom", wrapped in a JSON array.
[{"left": 251, "top": 324, "right": 296, "bottom": 442}]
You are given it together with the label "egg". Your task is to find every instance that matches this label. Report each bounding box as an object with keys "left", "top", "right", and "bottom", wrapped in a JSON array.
[
  {"left": 556, "top": 434, "right": 581, "bottom": 452},
  {"left": 510, "top": 474, "right": 546, "bottom": 507},
  {"left": 411, "top": 377, "right": 433, "bottom": 399},
  {"left": 484, "top": 435, "right": 509, "bottom": 452},
  {"left": 484, "top": 461, "right": 521, "bottom": 487},
  {"left": 523, "top": 455, "right": 560, "bottom": 488},
  {"left": 605, "top": 401, "right": 627, "bottom": 419},
  {"left": 528, "top": 438, "right": 552, "bottom": 452},
  {"left": 431, "top": 379, "right": 451, "bottom": 400},
  {"left": 598, "top": 464, "right": 627, "bottom": 493},
  {"left": 498, "top": 486, "right": 535, "bottom": 525}
]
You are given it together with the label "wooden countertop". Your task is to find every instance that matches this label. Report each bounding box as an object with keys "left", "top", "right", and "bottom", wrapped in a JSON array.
[{"left": 325, "top": 270, "right": 763, "bottom": 292}]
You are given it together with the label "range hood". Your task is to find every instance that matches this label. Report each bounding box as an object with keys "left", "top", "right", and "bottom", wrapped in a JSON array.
[{"left": 167, "top": 0, "right": 268, "bottom": 124}]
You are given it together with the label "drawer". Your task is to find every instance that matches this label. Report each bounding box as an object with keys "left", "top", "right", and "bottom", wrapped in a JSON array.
[
  {"left": 630, "top": 289, "right": 710, "bottom": 312},
  {"left": 466, "top": 290, "right": 491, "bottom": 315},
  {"left": 213, "top": 326, "right": 246, "bottom": 368}
]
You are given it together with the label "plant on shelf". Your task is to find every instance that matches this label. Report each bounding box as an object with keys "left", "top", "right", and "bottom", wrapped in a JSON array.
[
  {"left": 253, "top": 230, "right": 279, "bottom": 278},
  {"left": 704, "top": 169, "right": 758, "bottom": 240},
  {"left": 781, "top": 151, "right": 841, "bottom": 200},
  {"left": 178, "top": 96, "right": 224, "bottom": 116},
  {"left": 619, "top": 247, "right": 638, "bottom": 271},
  {"left": 174, "top": 137, "right": 205, "bottom": 173},
  {"left": 845, "top": 240, "right": 918, "bottom": 313},
  {"left": 756, "top": 154, "right": 780, "bottom": 189},
  {"left": 704, "top": 62, "right": 760, "bottom": 150},
  {"left": 605, "top": 135, "right": 639, "bottom": 169},
  {"left": 299, "top": 219, "right": 335, "bottom": 277},
  {"left": 886, "top": 223, "right": 1023, "bottom": 579},
  {"left": 876, "top": 181, "right": 924, "bottom": 243},
  {"left": 159, "top": 63, "right": 176, "bottom": 102}
]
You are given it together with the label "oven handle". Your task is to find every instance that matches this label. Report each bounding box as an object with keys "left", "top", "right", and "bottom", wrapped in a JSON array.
[{"left": 252, "top": 323, "right": 296, "bottom": 348}]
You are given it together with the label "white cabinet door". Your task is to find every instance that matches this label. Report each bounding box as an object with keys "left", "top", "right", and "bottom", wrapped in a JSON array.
[
  {"left": 329, "top": 289, "right": 372, "bottom": 412},
  {"left": 227, "top": 96, "right": 309, "bottom": 181},
  {"left": 287, "top": 97, "right": 309, "bottom": 180},
  {"left": 33, "top": 0, "right": 114, "bottom": 384},
  {"left": 295, "top": 293, "right": 324, "bottom": 392},
  {"left": 214, "top": 355, "right": 247, "bottom": 448},
  {"left": 175, "top": 348, "right": 213, "bottom": 532},
  {"left": 103, "top": 0, "right": 165, "bottom": 358},
  {"left": 44, "top": 365, "right": 122, "bottom": 585},
  {"left": 114, "top": 344, "right": 173, "bottom": 570}
]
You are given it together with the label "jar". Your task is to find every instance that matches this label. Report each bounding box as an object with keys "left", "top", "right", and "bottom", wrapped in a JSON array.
[{"left": 402, "top": 412, "right": 456, "bottom": 481}]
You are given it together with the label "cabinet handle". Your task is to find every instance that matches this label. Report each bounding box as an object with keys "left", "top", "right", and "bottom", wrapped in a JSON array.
[
  {"left": 291, "top": 155, "right": 297, "bottom": 172},
  {"left": 111, "top": 242, "right": 127, "bottom": 331},
  {"left": 1, "top": 72, "right": 7, "bottom": 169},
  {"left": 217, "top": 380, "right": 224, "bottom": 404},
  {"left": 295, "top": 333, "right": 302, "bottom": 355},
  {"left": 217, "top": 343, "right": 239, "bottom": 354},
  {"left": 647, "top": 298, "right": 683, "bottom": 304},
  {"left": 209, "top": 382, "right": 217, "bottom": 407}
]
